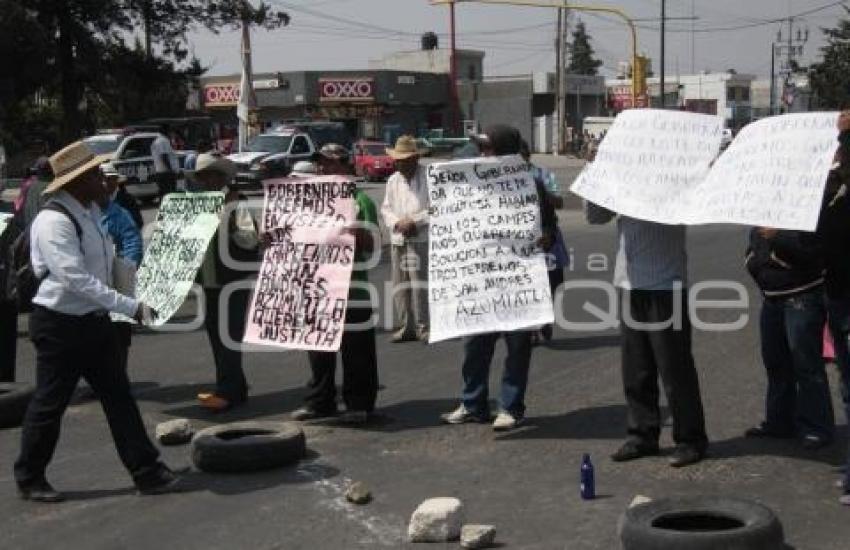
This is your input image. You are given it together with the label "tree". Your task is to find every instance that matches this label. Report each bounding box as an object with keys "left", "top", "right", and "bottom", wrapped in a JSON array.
[
  {"left": 567, "top": 20, "right": 603, "bottom": 76},
  {"left": 809, "top": 6, "right": 850, "bottom": 108}
]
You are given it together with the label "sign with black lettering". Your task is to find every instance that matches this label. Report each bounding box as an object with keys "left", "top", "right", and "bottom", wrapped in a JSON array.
[
  {"left": 135, "top": 192, "right": 224, "bottom": 326},
  {"left": 427, "top": 156, "right": 554, "bottom": 342},
  {"left": 244, "top": 177, "right": 356, "bottom": 351}
]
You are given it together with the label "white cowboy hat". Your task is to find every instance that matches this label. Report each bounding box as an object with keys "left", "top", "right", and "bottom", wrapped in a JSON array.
[{"left": 185, "top": 153, "right": 237, "bottom": 181}]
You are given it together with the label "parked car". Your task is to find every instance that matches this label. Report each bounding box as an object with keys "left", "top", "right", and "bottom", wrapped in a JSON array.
[
  {"left": 414, "top": 137, "right": 433, "bottom": 157},
  {"left": 353, "top": 140, "right": 394, "bottom": 181},
  {"left": 111, "top": 132, "right": 192, "bottom": 204},
  {"left": 83, "top": 133, "right": 124, "bottom": 156}
]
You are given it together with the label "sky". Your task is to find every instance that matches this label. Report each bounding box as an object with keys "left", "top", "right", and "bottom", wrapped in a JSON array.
[{"left": 186, "top": 0, "right": 846, "bottom": 79}]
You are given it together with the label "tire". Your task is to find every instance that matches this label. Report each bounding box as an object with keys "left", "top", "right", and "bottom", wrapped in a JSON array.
[
  {"left": 0, "top": 382, "right": 35, "bottom": 429},
  {"left": 619, "top": 497, "right": 784, "bottom": 550},
  {"left": 191, "top": 421, "right": 306, "bottom": 473}
]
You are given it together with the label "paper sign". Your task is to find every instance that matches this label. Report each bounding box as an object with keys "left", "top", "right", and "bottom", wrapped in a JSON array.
[
  {"left": 244, "top": 177, "right": 356, "bottom": 351},
  {"left": 571, "top": 109, "right": 841, "bottom": 231},
  {"left": 427, "top": 156, "right": 554, "bottom": 343},
  {"left": 135, "top": 192, "right": 224, "bottom": 325}
]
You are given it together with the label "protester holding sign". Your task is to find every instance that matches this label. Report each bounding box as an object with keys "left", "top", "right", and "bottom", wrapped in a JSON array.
[
  {"left": 439, "top": 125, "right": 556, "bottom": 432},
  {"left": 585, "top": 192, "right": 708, "bottom": 466},
  {"left": 190, "top": 154, "right": 260, "bottom": 413},
  {"left": 15, "top": 141, "right": 181, "bottom": 501},
  {"left": 290, "top": 144, "right": 380, "bottom": 424},
  {"left": 382, "top": 135, "right": 430, "bottom": 343}
]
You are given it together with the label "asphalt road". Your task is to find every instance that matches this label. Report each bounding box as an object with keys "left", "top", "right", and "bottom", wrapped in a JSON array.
[{"left": 1, "top": 183, "right": 849, "bottom": 549}]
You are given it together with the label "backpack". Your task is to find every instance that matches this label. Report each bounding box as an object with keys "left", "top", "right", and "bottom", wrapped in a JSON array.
[{"left": 5, "top": 201, "right": 82, "bottom": 312}]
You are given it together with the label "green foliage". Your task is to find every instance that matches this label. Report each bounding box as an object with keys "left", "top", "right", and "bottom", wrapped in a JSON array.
[
  {"left": 809, "top": 6, "right": 850, "bottom": 108},
  {"left": 567, "top": 20, "right": 603, "bottom": 76}
]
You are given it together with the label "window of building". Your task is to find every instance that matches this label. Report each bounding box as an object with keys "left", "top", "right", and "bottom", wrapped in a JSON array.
[{"left": 468, "top": 64, "right": 476, "bottom": 81}]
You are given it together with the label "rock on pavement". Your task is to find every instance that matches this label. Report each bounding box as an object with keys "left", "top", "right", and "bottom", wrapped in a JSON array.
[
  {"left": 461, "top": 524, "right": 496, "bottom": 548},
  {"left": 408, "top": 497, "right": 465, "bottom": 542},
  {"left": 345, "top": 481, "right": 372, "bottom": 505},
  {"left": 155, "top": 419, "right": 193, "bottom": 445}
]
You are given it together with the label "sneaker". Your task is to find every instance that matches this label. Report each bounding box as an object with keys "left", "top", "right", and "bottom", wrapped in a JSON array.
[
  {"left": 417, "top": 330, "right": 430, "bottom": 343},
  {"left": 610, "top": 440, "right": 660, "bottom": 462},
  {"left": 338, "top": 410, "right": 369, "bottom": 425},
  {"left": 802, "top": 434, "right": 831, "bottom": 451},
  {"left": 17, "top": 480, "right": 64, "bottom": 503},
  {"left": 440, "top": 404, "right": 490, "bottom": 425},
  {"left": 136, "top": 466, "right": 185, "bottom": 496},
  {"left": 744, "top": 423, "right": 795, "bottom": 439},
  {"left": 291, "top": 406, "right": 338, "bottom": 421},
  {"left": 668, "top": 444, "right": 706, "bottom": 468},
  {"left": 197, "top": 393, "right": 244, "bottom": 413},
  {"left": 391, "top": 330, "right": 417, "bottom": 343},
  {"left": 492, "top": 411, "right": 523, "bottom": 431}
]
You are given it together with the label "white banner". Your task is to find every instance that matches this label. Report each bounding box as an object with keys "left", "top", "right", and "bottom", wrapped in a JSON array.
[
  {"left": 427, "top": 156, "right": 554, "bottom": 343},
  {"left": 0, "top": 213, "right": 12, "bottom": 238},
  {"left": 570, "top": 110, "right": 840, "bottom": 231}
]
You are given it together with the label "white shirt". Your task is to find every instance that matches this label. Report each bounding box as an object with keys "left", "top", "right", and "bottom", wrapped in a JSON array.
[
  {"left": 31, "top": 191, "right": 138, "bottom": 317},
  {"left": 381, "top": 167, "right": 429, "bottom": 246},
  {"left": 150, "top": 135, "right": 178, "bottom": 173}
]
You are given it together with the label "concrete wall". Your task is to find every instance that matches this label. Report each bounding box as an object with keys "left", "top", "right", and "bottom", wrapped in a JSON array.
[{"left": 369, "top": 49, "right": 484, "bottom": 82}]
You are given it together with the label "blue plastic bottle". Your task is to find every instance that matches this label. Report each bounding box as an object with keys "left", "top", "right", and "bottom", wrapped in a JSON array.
[{"left": 580, "top": 454, "right": 595, "bottom": 500}]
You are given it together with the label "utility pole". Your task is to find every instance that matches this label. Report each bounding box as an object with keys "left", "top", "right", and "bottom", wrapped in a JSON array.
[
  {"left": 556, "top": 6, "right": 568, "bottom": 154},
  {"left": 449, "top": 0, "right": 459, "bottom": 135},
  {"left": 660, "top": 0, "right": 666, "bottom": 108},
  {"left": 554, "top": 8, "right": 562, "bottom": 154},
  {"left": 773, "top": 19, "right": 808, "bottom": 113}
]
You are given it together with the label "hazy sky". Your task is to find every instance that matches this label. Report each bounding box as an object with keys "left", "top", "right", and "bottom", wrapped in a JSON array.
[{"left": 187, "top": 0, "right": 845, "bottom": 79}]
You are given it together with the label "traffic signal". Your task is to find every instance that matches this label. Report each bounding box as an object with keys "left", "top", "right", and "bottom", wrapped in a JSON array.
[{"left": 633, "top": 55, "right": 648, "bottom": 97}]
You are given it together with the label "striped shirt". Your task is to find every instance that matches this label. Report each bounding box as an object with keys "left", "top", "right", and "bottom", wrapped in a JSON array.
[{"left": 586, "top": 202, "right": 687, "bottom": 290}]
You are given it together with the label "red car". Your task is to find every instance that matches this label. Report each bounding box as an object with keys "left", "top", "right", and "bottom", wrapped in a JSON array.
[{"left": 354, "top": 140, "right": 395, "bottom": 182}]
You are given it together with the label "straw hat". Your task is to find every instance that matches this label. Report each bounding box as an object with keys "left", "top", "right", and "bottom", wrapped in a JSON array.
[
  {"left": 386, "top": 135, "right": 420, "bottom": 160},
  {"left": 185, "top": 153, "right": 236, "bottom": 181},
  {"left": 45, "top": 141, "right": 113, "bottom": 194}
]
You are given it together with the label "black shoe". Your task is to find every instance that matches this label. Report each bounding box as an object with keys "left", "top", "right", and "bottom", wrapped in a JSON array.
[
  {"left": 802, "top": 434, "right": 831, "bottom": 451},
  {"left": 611, "top": 440, "right": 659, "bottom": 462},
  {"left": 669, "top": 444, "right": 706, "bottom": 468},
  {"left": 744, "top": 423, "right": 795, "bottom": 439},
  {"left": 136, "top": 466, "right": 185, "bottom": 496},
  {"left": 291, "top": 406, "right": 338, "bottom": 421},
  {"left": 17, "top": 480, "right": 64, "bottom": 503}
]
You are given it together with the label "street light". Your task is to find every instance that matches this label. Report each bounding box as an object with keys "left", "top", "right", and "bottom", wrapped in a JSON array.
[{"left": 429, "top": 0, "right": 640, "bottom": 107}]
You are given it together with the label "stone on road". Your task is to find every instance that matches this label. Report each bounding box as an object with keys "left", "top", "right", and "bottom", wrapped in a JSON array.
[
  {"left": 461, "top": 524, "right": 496, "bottom": 549},
  {"left": 155, "top": 418, "right": 193, "bottom": 445},
  {"left": 408, "top": 497, "right": 464, "bottom": 542},
  {"left": 345, "top": 481, "right": 372, "bottom": 505}
]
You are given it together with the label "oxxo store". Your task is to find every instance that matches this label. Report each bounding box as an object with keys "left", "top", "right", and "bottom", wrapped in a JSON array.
[{"left": 199, "top": 70, "right": 450, "bottom": 143}]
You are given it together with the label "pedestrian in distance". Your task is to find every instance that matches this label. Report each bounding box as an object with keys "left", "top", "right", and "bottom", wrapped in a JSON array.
[
  {"left": 151, "top": 125, "right": 179, "bottom": 199},
  {"left": 290, "top": 143, "right": 380, "bottom": 425},
  {"left": 585, "top": 167, "right": 709, "bottom": 467},
  {"left": 441, "top": 125, "right": 557, "bottom": 432},
  {"left": 382, "top": 135, "right": 430, "bottom": 343},
  {"left": 190, "top": 153, "right": 260, "bottom": 413},
  {"left": 14, "top": 140, "right": 182, "bottom": 502}
]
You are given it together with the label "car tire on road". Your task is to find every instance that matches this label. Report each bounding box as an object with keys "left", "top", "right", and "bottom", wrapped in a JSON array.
[
  {"left": 0, "top": 383, "right": 35, "bottom": 429},
  {"left": 191, "top": 421, "right": 306, "bottom": 473},
  {"left": 619, "top": 496, "right": 784, "bottom": 550}
]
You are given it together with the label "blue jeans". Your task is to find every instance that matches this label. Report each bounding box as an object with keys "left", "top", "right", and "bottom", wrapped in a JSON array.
[
  {"left": 461, "top": 331, "right": 533, "bottom": 418},
  {"left": 760, "top": 289, "right": 834, "bottom": 440}
]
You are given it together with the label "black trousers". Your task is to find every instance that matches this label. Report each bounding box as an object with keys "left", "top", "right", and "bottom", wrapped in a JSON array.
[
  {"left": 204, "top": 287, "right": 250, "bottom": 402},
  {"left": 113, "top": 321, "right": 132, "bottom": 373},
  {"left": 0, "top": 300, "right": 17, "bottom": 382},
  {"left": 14, "top": 306, "right": 161, "bottom": 488},
  {"left": 306, "top": 307, "right": 378, "bottom": 413},
  {"left": 620, "top": 289, "right": 708, "bottom": 448}
]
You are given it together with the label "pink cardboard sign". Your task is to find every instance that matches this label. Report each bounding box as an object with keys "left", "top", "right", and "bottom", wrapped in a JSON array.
[{"left": 244, "top": 177, "right": 356, "bottom": 351}]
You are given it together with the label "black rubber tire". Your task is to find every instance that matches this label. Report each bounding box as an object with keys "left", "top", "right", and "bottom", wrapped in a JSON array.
[
  {"left": 0, "top": 383, "right": 35, "bottom": 429},
  {"left": 191, "top": 421, "right": 306, "bottom": 473},
  {"left": 619, "top": 496, "right": 784, "bottom": 550}
]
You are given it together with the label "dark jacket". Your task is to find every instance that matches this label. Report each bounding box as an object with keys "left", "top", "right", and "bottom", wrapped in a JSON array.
[
  {"left": 817, "top": 129, "right": 850, "bottom": 298},
  {"left": 535, "top": 179, "right": 558, "bottom": 245},
  {"left": 115, "top": 187, "right": 144, "bottom": 230},
  {"left": 746, "top": 229, "right": 824, "bottom": 298}
]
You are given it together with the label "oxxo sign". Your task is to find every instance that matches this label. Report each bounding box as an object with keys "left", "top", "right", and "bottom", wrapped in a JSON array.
[
  {"left": 319, "top": 78, "right": 374, "bottom": 103},
  {"left": 203, "top": 79, "right": 279, "bottom": 107}
]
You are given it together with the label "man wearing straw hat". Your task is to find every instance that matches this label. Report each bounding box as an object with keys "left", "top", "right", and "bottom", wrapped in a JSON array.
[
  {"left": 381, "top": 135, "right": 429, "bottom": 343},
  {"left": 14, "top": 141, "right": 182, "bottom": 501}
]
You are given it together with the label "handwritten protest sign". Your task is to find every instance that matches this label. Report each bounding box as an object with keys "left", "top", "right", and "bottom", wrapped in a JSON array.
[
  {"left": 244, "top": 177, "right": 356, "bottom": 352},
  {"left": 0, "top": 213, "right": 11, "bottom": 238},
  {"left": 427, "top": 156, "right": 553, "bottom": 343},
  {"left": 570, "top": 109, "right": 840, "bottom": 231},
  {"left": 692, "top": 112, "right": 840, "bottom": 230},
  {"left": 571, "top": 109, "right": 723, "bottom": 224},
  {"left": 135, "top": 192, "right": 224, "bottom": 326}
]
